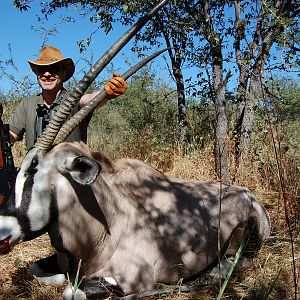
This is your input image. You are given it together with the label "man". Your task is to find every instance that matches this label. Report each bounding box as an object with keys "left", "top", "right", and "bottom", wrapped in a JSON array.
[{"left": 9, "top": 45, "right": 128, "bottom": 150}]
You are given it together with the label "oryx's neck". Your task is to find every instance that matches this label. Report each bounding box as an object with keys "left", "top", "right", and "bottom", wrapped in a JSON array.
[{"left": 52, "top": 173, "right": 129, "bottom": 274}]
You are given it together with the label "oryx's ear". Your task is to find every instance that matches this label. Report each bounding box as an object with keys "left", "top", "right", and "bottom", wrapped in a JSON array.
[{"left": 58, "top": 156, "right": 101, "bottom": 185}]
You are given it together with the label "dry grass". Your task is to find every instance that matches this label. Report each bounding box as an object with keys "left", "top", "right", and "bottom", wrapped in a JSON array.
[
  {"left": 1, "top": 144, "right": 299, "bottom": 300},
  {"left": 0, "top": 235, "right": 66, "bottom": 300}
]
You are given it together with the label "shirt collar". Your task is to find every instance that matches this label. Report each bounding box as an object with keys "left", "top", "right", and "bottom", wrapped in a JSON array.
[{"left": 36, "top": 89, "right": 66, "bottom": 108}]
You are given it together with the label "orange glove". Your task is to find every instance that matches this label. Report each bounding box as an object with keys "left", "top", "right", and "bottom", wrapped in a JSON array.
[{"left": 104, "top": 72, "right": 128, "bottom": 99}]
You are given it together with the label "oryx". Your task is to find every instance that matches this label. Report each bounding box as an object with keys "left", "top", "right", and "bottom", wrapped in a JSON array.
[
  {"left": 0, "top": 140, "right": 270, "bottom": 299},
  {"left": 0, "top": 1, "right": 270, "bottom": 299}
]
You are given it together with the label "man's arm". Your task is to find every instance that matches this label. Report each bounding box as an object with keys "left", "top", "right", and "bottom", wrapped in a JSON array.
[
  {"left": 9, "top": 131, "right": 19, "bottom": 144},
  {"left": 9, "top": 97, "right": 27, "bottom": 144},
  {"left": 80, "top": 73, "right": 128, "bottom": 109}
]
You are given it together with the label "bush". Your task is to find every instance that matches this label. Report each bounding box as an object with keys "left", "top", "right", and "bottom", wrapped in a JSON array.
[{"left": 88, "top": 68, "right": 178, "bottom": 162}]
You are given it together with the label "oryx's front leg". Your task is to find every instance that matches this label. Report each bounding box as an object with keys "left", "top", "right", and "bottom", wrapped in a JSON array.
[{"left": 27, "top": 252, "right": 69, "bottom": 285}]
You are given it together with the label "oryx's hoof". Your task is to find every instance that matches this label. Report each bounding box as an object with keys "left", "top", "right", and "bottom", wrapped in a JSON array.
[{"left": 63, "top": 284, "right": 87, "bottom": 300}]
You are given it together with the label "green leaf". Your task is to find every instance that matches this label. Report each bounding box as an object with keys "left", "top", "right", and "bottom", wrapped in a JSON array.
[
  {"left": 123, "top": 4, "right": 129, "bottom": 13},
  {"left": 14, "top": 257, "right": 22, "bottom": 268}
]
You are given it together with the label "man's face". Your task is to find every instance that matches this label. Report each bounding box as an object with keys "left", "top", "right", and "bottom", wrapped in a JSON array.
[{"left": 36, "top": 64, "right": 66, "bottom": 92}]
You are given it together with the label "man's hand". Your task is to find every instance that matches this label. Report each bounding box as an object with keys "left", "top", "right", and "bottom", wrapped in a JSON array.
[
  {"left": 80, "top": 73, "right": 128, "bottom": 109},
  {"left": 104, "top": 73, "right": 128, "bottom": 99}
]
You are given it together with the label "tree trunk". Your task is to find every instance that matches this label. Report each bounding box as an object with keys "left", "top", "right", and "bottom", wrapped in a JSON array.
[
  {"left": 212, "top": 47, "right": 229, "bottom": 182},
  {"left": 239, "top": 73, "right": 261, "bottom": 157},
  {"left": 235, "top": 64, "right": 249, "bottom": 159},
  {"left": 158, "top": 15, "right": 189, "bottom": 145},
  {"left": 173, "top": 61, "right": 188, "bottom": 144},
  {"left": 235, "top": 0, "right": 291, "bottom": 161}
]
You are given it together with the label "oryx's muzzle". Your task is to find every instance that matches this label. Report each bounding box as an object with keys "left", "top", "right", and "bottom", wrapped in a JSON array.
[
  {"left": 0, "top": 236, "right": 11, "bottom": 254},
  {"left": 0, "top": 216, "right": 22, "bottom": 254}
]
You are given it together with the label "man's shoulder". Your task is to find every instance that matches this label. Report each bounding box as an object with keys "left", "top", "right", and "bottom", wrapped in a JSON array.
[{"left": 21, "top": 94, "right": 43, "bottom": 108}]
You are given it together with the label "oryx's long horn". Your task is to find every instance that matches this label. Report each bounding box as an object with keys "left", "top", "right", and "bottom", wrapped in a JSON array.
[
  {"left": 53, "top": 48, "right": 169, "bottom": 144},
  {"left": 34, "top": 0, "right": 169, "bottom": 152}
]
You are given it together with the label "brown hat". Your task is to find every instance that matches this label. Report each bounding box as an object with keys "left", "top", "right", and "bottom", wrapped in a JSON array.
[{"left": 28, "top": 46, "right": 75, "bottom": 82}]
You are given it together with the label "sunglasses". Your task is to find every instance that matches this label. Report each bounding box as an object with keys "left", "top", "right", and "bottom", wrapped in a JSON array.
[{"left": 36, "top": 64, "right": 62, "bottom": 75}]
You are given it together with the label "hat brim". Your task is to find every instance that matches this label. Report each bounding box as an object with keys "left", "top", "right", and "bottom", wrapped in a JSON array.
[{"left": 28, "top": 57, "right": 75, "bottom": 82}]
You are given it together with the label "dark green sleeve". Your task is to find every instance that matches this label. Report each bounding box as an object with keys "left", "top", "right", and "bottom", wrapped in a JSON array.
[{"left": 9, "top": 99, "right": 27, "bottom": 140}]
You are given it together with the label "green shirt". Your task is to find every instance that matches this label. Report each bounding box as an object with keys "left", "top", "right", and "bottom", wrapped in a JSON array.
[{"left": 10, "top": 92, "right": 92, "bottom": 150}]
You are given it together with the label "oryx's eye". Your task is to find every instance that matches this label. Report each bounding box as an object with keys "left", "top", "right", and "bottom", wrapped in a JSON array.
[{"left": 25, "top": 156, "right": 39, "bottom": 176}]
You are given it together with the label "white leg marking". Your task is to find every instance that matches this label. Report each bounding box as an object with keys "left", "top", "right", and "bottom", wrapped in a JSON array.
[
  {"left": 27, "top": 263, "right": 65, "bottom": 285},
  {"left": 63, "top": 284, "right": 87, "bottom": 300},
  {"left": 104, "top": 276, "right": 119, "bottom": 286}
]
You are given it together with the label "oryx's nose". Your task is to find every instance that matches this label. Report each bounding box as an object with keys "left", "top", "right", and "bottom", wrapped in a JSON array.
[{"left": 0, "top": 236, "right": 11, "bottom": 254}]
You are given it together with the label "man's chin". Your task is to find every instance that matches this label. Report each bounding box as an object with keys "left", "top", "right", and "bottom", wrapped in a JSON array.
[{"left": 41, "top": 84, "right": 56, "bottom": 90}]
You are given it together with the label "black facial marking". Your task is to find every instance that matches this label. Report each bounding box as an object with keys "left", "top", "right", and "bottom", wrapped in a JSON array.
[
  {"left": 47, "top": 188, "right": 66, "bottom": 254},
  {"left": 17, "top": 173, "right": 47, "bottom": 240},
  {"left": 25, "top": 155, "right": 39, "bottom": 176},
  {"left": 16, "top": 155, "right": 40, "bottom": 236}
]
